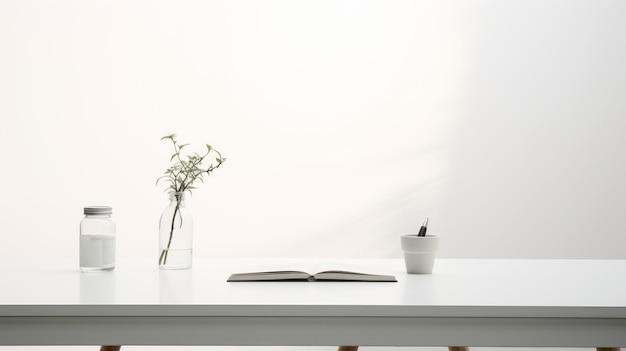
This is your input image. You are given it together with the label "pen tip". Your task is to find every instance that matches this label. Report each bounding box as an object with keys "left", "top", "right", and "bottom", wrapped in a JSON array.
[{"left": 422, "top": 217, "right": 429, "bottom": 227}]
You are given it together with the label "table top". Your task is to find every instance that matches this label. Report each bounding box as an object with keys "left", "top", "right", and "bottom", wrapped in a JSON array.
[{"left": 2, "top": 258, "right": 626, "bottom": 319}]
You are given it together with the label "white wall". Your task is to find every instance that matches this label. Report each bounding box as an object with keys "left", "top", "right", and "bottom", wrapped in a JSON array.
[{"left": 1, "top": 0, "right": 625, "bottom": 350}]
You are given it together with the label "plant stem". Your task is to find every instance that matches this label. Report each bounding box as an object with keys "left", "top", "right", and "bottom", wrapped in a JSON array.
[{"left": 159, "top": 197, "right": 181, "bottom": 266}]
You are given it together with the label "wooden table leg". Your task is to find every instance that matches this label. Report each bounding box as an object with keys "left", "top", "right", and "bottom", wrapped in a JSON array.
[
  {"left": 449, "top": 347, "right": 470, "bottom": 351},
  {"left": 597, "top": 348, "right": 620, "bottom": 351},
  {"left": 337, "top": 346, "right": 358, "bottom": 351},
  {"left": 99, "top": 346, "right": 121, "bottom": 351}
]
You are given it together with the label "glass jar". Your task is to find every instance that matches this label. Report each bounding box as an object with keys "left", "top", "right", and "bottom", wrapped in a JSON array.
[{"left": 80, "top": 206, "right": 116, "bottom": 272}]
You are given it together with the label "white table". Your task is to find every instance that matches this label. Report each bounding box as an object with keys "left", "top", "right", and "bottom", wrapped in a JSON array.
[{"left": 1, "top": 258, "right": 625, "bottom": 348}]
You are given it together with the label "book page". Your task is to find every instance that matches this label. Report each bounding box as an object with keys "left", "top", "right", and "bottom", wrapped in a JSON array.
[
  {"left": 230, "top": 262, "right": 315, "bottom": 275},
  {"left": 311, "top": 262, "right": 394, "bottom": 276}
]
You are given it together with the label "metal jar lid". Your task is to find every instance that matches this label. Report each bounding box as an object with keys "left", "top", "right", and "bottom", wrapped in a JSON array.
[{"left": 84, "top": 206, "right": 113, "bottom": 215}]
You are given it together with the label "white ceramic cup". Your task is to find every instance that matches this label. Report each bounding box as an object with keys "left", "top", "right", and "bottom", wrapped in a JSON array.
[{"left": 400, "top": 234, "right": 439, "bottom": 274}]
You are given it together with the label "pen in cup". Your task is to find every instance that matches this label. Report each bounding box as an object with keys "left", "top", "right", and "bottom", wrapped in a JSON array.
[{"left": 417, "top": 217, "right": 428, "bottom": 237}]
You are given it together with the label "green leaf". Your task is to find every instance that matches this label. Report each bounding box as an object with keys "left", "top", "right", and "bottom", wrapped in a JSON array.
[{"left": 159, "top": 134, "right": 225, "bottom": 196}]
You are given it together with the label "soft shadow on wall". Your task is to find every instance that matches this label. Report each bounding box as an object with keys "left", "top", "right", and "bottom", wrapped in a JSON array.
[{"left": 438, "top": 0, "right": 626, "bottom": 259}]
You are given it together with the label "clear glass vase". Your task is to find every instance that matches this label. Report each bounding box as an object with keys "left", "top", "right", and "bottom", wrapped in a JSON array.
[{"left": 159, "top": 192, "right": 193, "bottom": 270}]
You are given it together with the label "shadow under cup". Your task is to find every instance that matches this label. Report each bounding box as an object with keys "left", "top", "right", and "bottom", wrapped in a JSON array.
[{"left": 400, "top": 234, "right": 439, "bottom": 274}]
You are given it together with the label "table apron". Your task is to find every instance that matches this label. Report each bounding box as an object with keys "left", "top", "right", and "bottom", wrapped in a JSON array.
[{"left": 1, "top": 316, "right": 625, "bottom": 347}]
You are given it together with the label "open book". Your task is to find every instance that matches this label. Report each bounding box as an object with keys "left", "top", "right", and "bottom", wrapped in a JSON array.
[{"left": 227, "top": 262, "right": 397, "bottom": 282}]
